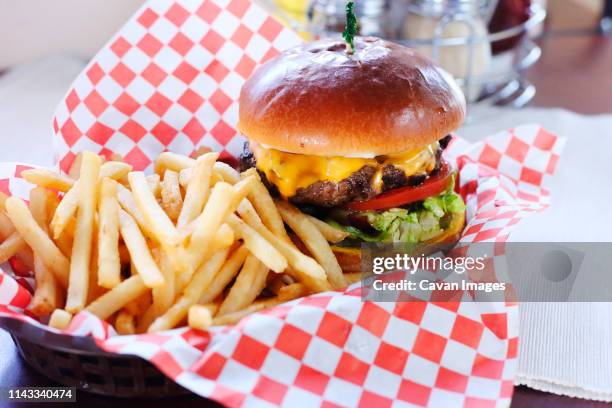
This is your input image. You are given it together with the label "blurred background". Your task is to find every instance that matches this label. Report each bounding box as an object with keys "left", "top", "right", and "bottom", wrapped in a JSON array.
[{"left": 0, "top": 0, "right": 610, "bottom": 165}]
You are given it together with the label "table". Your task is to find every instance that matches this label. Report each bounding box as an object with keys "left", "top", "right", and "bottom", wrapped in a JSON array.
[{"left": 2, "top": 5, "right": 612, "bottom": 408}]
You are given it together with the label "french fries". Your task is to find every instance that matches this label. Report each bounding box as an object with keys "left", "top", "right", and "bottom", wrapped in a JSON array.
[
  {"left": 187, "top": 180, "right": 252, "bottom": 269},
  {"left": 198, "top": 245, "right": 249, "bottom": 305},
  {"left": 86, "top": 276, "right": 148, "bottom": 320},
  {"left": 240, "top": 169, "right": 289, "bottom": 242},
  {"left": 118, "top": 210, "right": 164, "bottom": 288},
  {"left": 48, "top": 309, "right": 73, "bottom": 330},
  {"left": 115, "top": 311, "right": 136, "bottom": 335},
  {"left": 305, "top": 214, "right": 349, "bottom": 243},
  {"left": 136, "top": 250, "right": 175, "bottom": 332},
  {"left": 177, "top": 152, "right": 218, "bottom": 228},
  {"left": 29, "top": 188, "right": 63, "bottom": 317},
  {"left": 97, "top": 178, "right": 121, "bottom": 289},
  {"left": 148, "top": 249, "right": 229, "bottom": 332},
  {"left": 160, "top": 170, "right": 182, "bottom": 222},
  {"left": 155, "top": 152, "right": 195, "bottom": 175},
  {"left": 218, "top": 254, "right": 268, "bottom": 315},
  {"left": 5, "top": 197, "right": 69, "bottom": 287},
  {"left": 276, "top": 200, "right": 347, "bottom": 290},
  {"left": 188, "top": 304, "right": 213, "bottom": 330},
  {"left": 232, "top": 206, "right": 330, "bottom": 292},
  {"left": 21, "top": 169, "right": 75, "bottom": 192},
  {"left": 8, "top": 149, "right": 355, "bottom": 335},
  {"left": 128, "top": 172, "right": 180, "bottom": 247},
  {"left": 66, "top": 152, "right": 101, "bottom": 313},
  {"left": 31, "top": 255, "right": 63, "bottom": 317}
]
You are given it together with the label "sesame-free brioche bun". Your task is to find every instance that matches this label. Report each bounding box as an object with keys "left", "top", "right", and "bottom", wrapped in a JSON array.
[{"left": 238, "top": 36, "right": 466, "bottom": 157}]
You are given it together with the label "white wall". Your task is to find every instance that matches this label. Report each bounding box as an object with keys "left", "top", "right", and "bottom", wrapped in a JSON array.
[{"left": 0, "top": 0, "right": 145, "bottom": 68}]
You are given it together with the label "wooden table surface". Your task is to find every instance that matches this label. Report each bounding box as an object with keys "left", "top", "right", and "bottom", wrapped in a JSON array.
[{"left": 2, "top": 2, "right": 612, "bottom": 407}]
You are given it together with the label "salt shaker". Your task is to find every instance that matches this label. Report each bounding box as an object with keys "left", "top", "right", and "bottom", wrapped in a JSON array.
[
  {"left": 402, "top": 0, "right": 495, "bottom": 101},
  {"left": 308, "top": 0, "right": 391, "bottom": 39}
]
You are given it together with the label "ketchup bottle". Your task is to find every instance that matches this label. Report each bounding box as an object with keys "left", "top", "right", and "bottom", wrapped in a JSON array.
[{"left": 488, "top": 0, "right": 532, "bottom": 54}]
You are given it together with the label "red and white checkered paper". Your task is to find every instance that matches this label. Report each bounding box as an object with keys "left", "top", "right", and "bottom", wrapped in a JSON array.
[{"left": 0, "top": 0, "right": 566, "bottom": 406}]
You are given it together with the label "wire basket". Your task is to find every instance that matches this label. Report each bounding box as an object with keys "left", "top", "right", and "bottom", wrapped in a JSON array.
[
  {"left": 0, "top": 316, "right": 190, "bottom": 398},
  {"left": 302, "top": 0, "right": 546, "bottom": 112}
]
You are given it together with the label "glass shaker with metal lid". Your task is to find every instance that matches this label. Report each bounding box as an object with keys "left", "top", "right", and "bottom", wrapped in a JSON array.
[
  {"left": 402, "top": 0, "right": 497, "bottom": 101},
  {"left": 307, "top": 0, "right": 391, "bottom": 39}
]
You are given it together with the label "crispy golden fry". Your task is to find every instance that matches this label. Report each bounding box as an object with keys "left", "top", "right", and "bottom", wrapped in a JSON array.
[
  {"left": 190, "top": 145, "right": 212, "bottom": 158},
  {"left": 28, "top": 188, "right": 63, "bottom": 316},
  {"left": 0, "top": 209, "right": 31, "bottom": 269},
  {"left": 5, "top": 197, "right": 69, "bottom": 287},
  {"left": 188, "top": 304, "right": 213, "bottom": 330},
  {"left": 187, "top": 182, "right": 239, "bottom": 269},
  {"left": 177, "top": 223, "right": 235, "bottom": 293},
  {"left": 241, "top": 168, "right": 289, "bottom": 242},
  {"left": 214, "top": 162, "right": 240, "bottom": 184},
  {"left": 276, "top": 200, "right": 347, "bottom": 290},
  {"left": 123, "top": 291, "right": 152, "bottom": 315},
  {"left": 48, "top": 309, "right": 73, "bottom": 330},
  {"left": 87, "top": 241, "right": 108, "bottom": 305},
  {"left": 208, "top": 223, "right": 235, "bottom": 252},
  {"left": 115, "top": 311, "right": 136, "bottom": 335},
  {"left": 30, "top": 255, "right": 64, "bottom": 317},
  {"left": 51, "top": 162, "right": 133, "bottom": 239},
  {"left": 277, "top": 282, "right": 309, "bottom": 300},
  {"left": 86, "top": 276, "right": 148, "bottom": 320},
  {"left": 100, "top": 161, "right": 132, "bottom": 180},
  {"left": 116, "top": 183, "right": 152, "bottom": 237},
  {"left": 212, "top": 285, "right": 305, "bottom": 326},
  {"left": 98, "top": 178, "right": 121, "bottom": 289},
  {"left": 118, "top": 209, "right": 164, "bottom": 288},
  {"left": 50, "top": 185, "right": 78, "bottom": 239},
  {"left": 160, "top": 170, "right": 183, "bottom": 222},
  {"left": 45, "top": 188, "right": 60, "bottom": 219},
  {"left": 21, "top": 169, "right": 74, "bottom": 192},
  {"left": 137, "top": 250, "right": 176, "bottom": 332},
  {"left": 155, "top": 152, "right": 195, "bottom": 175},
  {"left": 128, "top": 172, "right": 180, "bottom": 247},
  {"left": 178, "top": 168, "right": 191, "bottom": 189},
  {"left": 148, "top": 249, "right": 229, "bottom": 332},
  {"left": 0, "top": 232, "right": 26, "bottom": 264},
  {"left": 305, "top": 214, "right": 349, "bottom": 243},
  {"left": 108, "top": 153, "right": 124, "bottom": 163},
  {"left": 177, "top": 152, "right": 218, "bottom": 228},
  {"left": 198, "top": 245, "right": 249, "bottom": 305},
  {"left": 69, "top": 153, "right": 83, "bottom": 179},
  {"left": 233, "top": 205, "right": 329, "bottom": 292},
  {"left": 146, "top": 174, "right": 161, "bottom": 198},
  {"left": 0, "top": 212, "right": 15, "bottom": 238},
  {"left": 66, "top": 152, "right": 101, "bottom": 313},
  {"left": 218, "top": 254, "right": 269, "bottom": 315},
  {"left": 29, "top": 187, "right": 49, "bottom": 227},
  {"left": 54, "top": 219, "right": 74, "bottom": 258},
  {"left": 226, "top": 214, "right": 288, "bottom": 273}
]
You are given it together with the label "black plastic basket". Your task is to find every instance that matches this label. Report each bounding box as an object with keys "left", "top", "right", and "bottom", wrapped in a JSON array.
[{"left": 0, "top": 316, "right": 190, "bottom": 398}]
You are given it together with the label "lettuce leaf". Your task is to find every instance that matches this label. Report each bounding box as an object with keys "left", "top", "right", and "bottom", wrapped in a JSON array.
[{"left": 331, "top": 188, "right": 465, "bottom": 244}]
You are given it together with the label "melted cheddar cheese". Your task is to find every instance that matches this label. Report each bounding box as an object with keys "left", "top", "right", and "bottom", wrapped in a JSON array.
[{"left": 251, "top": 142, "right": 438, "bottom": 197}]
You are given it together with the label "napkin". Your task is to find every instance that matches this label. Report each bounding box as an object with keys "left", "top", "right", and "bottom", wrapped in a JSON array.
[{"left": 462, "top": 107, "right": 612, "bottom": 401}]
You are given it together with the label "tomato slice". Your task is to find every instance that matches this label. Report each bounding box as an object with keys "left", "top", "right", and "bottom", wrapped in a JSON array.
[{"left": 346, "top": 162, "right": 453, "bottom": 211}]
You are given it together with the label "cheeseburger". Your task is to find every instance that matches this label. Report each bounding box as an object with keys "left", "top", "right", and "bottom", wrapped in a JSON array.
[{"left": 238, "top": 37, "right": 466, "bottom": 267}]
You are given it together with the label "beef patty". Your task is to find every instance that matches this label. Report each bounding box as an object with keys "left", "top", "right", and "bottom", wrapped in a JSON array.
[{"left": 239, "top": 136, "right": 449, "bottom": 207}]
